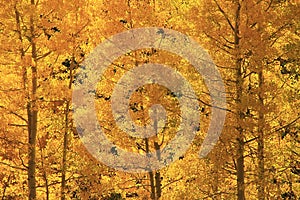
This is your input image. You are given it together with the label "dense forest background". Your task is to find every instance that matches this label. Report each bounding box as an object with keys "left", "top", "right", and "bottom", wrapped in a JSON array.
[{"left": 0, "top": 0, "right": 299, "bottom": 199}]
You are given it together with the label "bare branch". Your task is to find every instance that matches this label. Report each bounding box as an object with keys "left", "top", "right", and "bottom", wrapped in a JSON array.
[
  {"left": 274, "top": 115, "right": 300, "bottom": 133},
  {"left": 161, "top": 177, "right": 183, "bottom": 189},
  {"left": 0, "top": 105, "right": 28, "bottom": 123},
  {"left": 213, "top": 0, "right": 235, "bottom": 32},
  {"left": 36, "top": 51, "right": 52, "bottom": 61},
  {"left": 0, "top": 161, "right": 27, "bottom": 171}
]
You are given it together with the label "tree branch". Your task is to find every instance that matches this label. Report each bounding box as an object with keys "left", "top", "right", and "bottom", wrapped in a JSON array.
[
  {"left": 0, "top": 105, "right": 28, "bottom": 123},
  {"left": 213, "top": 0, "right": 235, "bottom": 32},
  {"left": 0, "top": 161, "right": 27, "bottom": 171}
]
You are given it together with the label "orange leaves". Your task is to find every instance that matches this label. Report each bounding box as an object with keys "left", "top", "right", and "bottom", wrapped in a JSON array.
[
  {"left": 38, "top": 132, "right": 49, "bottom": 149},
  {"left": 51, "top": 100, "right": 65, "bottom": 113},
  {"left": 21, "top": 55, "right": 32, "bottom": 67}
]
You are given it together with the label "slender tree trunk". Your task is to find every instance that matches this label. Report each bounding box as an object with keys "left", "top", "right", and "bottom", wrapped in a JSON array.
[
  {"left": 234, "top": 2, "right": 245, "bottom": 200},
  {"left": 140, "top": 91, "right": 157, "bottom": 200},
  {"left": 28, "top": 0, "right": 38, "bottom": 198},
  {"left": 40, "top": 148, "right": 49, "bottom": 200},
  {"left": 61, "top": 100, "right": 70, "bottom": 200},
  {"left": 154, "top": 142, "right": 161, "bottom": 199},
  {"left": 27, "top": 48, "right": 38, "bottom": 200},
  {"left": 236, "top": 134, "right": 245, "bottom": 200},
  {"left": 146, "top": 138, "right": 156, "bottom": 200},
  {"left": 212, "top": 161, "right": 221, "bottom": 200},
  {"left": 153, "top": 106, "right": 162, "bottom": 199},
  {"left": 61, "top": 56, "right": 74, "bottom": 200},
  {"left": 60, "top": 101, "right": 69, "bottom": 200},
  {"left": 257, "top": 65, "right": 265, "bottom": 200},
  {"left": 1, "top": 175, "right": 10, "bottom": 200},
  {"left": 15, "top": 3, "right": 36, "bottom": 198}
]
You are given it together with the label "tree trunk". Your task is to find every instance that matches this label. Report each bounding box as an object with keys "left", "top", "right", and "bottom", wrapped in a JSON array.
[
  {"left": 236, "top": 135, "right": 245, "bottom": 200},
  {"left": 212, "top": 160, "right": 221, "bottom": 200},
  {"left": 154, "top": 142, "right": 161, "bottom": 199},
  {"left": 40, "top": 148, "right": 49, "bottom": 200},
  {"left": 153, "top": 106, "right": 162, "bottom": 199},
  {"left": 61, "top": 100, "right": 70, "bottom": 200},
  {"left": 145, "top": 106, "right": 163, "bottom": 200},
  {"left": 61, "top": 101, "right": 68, "bottom": 200},
  {"left": 146, "top": 138, "right": 156, "bottom": 200},
  {"left": 234, "top": 2, "right": 245, "bottom": 200},
  {"left": 15, "top": 3, "right": 37, "bottom": 199},
  {"left": 257, "top": 66, "right": 265, "bottom": 200},
  {"left": 61, "top": 56, "right": 74, "bottom": 200},
  {"left": 28, "top": 0, "right": 38, "bottom": 198}
]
